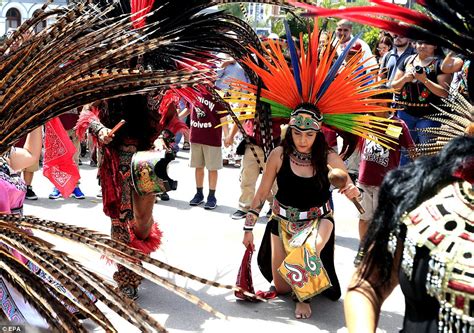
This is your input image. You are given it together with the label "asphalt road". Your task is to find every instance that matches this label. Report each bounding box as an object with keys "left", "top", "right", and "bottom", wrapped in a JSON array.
[{"left": 23, "top": 148, "right": 405, "bottom": 333}]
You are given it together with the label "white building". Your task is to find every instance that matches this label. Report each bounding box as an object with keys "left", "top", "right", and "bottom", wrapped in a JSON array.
[{"left": 0, "top": 0, "right": 68, "bottom": 36}]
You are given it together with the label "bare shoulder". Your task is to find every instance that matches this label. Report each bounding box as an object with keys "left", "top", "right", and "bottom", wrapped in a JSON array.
[
  {"left": 267, "top": 146, "right": 284, "bottom": 170},
  {"left": 327, "top": 150, "right": 346, "bottom": 169},
  {"left": 268, "top": 146, "right": 284, "bottom": 161}
]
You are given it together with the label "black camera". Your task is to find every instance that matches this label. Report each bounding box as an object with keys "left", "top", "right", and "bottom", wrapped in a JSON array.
[{"left": 414, "top": 65, "right": 424, "bottom": 74}]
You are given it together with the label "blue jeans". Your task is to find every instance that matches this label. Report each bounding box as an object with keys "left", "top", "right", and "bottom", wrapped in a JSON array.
[
  {"left": 397, "top": 110, "right": 440, "bottom": 166},
  {"left": 174, "top": 132, "right": 183, "bottom": 153}
]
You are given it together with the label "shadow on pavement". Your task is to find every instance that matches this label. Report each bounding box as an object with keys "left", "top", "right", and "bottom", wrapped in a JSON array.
[
  {"left": 334, "top": 235, "right": 360, "bottom": 252},
  {"left": 25, "top": 197, "right": 101, "bottom": 209}
]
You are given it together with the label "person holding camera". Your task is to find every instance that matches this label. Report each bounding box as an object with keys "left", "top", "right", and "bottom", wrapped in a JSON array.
[{"left": 391, "top": 40, "right": 452, "bottom": 165}]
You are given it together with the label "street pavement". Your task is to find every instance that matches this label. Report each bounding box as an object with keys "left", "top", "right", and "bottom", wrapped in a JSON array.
[{"left": 23, "top": 148, "right": 405, "bottom": 333}]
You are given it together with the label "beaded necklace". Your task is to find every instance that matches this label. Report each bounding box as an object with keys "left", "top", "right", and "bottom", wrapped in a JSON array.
[{"left": 290, "top": 149, "right": 312, "bottom": 167}]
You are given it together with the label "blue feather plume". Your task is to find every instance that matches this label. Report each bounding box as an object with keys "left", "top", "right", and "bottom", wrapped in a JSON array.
[
  {"left": 284, "top": 20, "right": 303, "bottom": 96},
  {"left": 316, "top": 32, "right": 362, "bottom": 101}
]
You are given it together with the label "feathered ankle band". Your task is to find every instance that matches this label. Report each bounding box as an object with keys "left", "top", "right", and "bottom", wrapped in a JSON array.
[{"left": 129, "top": 223, "right": 163, "bottom": 255}]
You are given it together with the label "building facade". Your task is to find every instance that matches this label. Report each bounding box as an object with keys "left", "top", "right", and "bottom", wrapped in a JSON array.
[{"left": 0, "top": 0, "right": 67, "bottom": 36}]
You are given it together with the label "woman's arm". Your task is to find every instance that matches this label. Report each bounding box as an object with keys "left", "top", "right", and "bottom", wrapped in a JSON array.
[
  {"left": 391, "top": 68, "right": 413, "bottom": 91},
  {"left": 440, "top": 52, "right": 464, "bottom": 74},
  {"left": 242, "top": 147, "right": 282, "bottom": 249},
  {"left": 345, "top": 244, "right": 402, "bottom": 332},
  {"left": 327, "top": 151, "right": 360, "bottom": 200},
  {"left": 9, "top": 127, "right": 43, "bottom": 171},
  {"left": 249, "top": 147, "right": 281, "bottom": 213},
  {"left": 414, "top": 71, "right": 452, "bottom": 98}
]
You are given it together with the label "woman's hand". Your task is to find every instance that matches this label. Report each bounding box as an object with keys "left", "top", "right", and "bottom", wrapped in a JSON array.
[
  {"left": 98, "top": 127, "right": 113, "bottom": 144},
  {"left": 339, "top": 183, "right": 360, "bottom": 201},
  {"left": 414, "top": 70, "right": 428, "bottom": 84},
  {"left": 243, "top": 231, "right": 255, "bottom": 251},
  {"left": 403, "top": 70, "right": 415, "bottom": 83}
]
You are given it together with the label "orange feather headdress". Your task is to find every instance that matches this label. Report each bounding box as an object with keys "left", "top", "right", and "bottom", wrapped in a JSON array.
[{"left": 226, "top": 21, "right": 403, "bottom": 149}]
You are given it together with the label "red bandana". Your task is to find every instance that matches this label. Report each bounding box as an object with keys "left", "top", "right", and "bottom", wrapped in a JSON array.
[{"left": 43, "top": 117, "right": 80, "bottom": 198}]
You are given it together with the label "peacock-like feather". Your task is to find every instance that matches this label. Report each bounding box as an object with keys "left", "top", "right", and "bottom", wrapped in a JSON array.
[
  {"left": 415, "top": 93, "right": 474, "bottom": 156},
  {"left": 1, "top": 214, "right": 263, "bottom": 332}
]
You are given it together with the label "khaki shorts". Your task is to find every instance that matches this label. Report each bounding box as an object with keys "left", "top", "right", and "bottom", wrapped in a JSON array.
[
  {"left": 358, "top": 183, "right": 380, "bottom": 221},
  {"left": 190, "top": 143, "right": 222, "bottom": 170}
]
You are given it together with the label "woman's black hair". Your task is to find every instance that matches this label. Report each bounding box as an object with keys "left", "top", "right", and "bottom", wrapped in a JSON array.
[
  {"left": 356, "top": 135, "right": 474, "bottom": 288},
  {"left": 100, "top": 94, "right": 161, "bottom": 151},
  {"left": 281, "top": 127, "right": 330, "bottom": 188}
]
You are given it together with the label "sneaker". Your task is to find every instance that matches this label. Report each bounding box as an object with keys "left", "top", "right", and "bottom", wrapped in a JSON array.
[
  {"left": 71, "top": 187, "right": 85, "bottom": 199},
  {"left": 182, "top": 142, "right": 190, "bottom": 150},
  {"left": 189, "top": 192, "right": 204, "bottom": 206},
  {"left": 25, "top": 186, "right": 38, "bottom": 200},
  {"left": 159, "top": 192, "right": 170, "bottom": 201},
  {"left": 78, "top": 159, "right": 83, "bottom": 166},
  {"left": 231, "top": 210, "right": 247, "bottom": 220},
  {"left": 204, "top": 196, "right": 217, "bottom": 210},
  {"left": 48, "top": 188, "right": 62, "bottom": 199}
]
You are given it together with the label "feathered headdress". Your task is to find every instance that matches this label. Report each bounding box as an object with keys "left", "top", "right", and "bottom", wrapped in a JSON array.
[
  {"left": 0, "top": 214, "right": 262, "bottom": 332},
  {"left": 0, "top": 1, "right": 213, "bottom": 155},
  {"left": 226, "top": 22, "right": 402, "bottom": 149},
  {"left": 0, "top": 1, "right": 265, "bottom": 331},
  {"left": 416, "top": 93, "right": 474, "bottom": 156}
]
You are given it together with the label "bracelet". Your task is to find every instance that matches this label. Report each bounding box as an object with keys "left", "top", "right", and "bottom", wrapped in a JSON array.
[
  {"left": 243, "top": 211, "right": 258, "bottom": 231},
  {"left": 89, "top": 121, "right": 105, "bottom": 137},
  {"left": 423, "top": 78, "right": 429, "bottom": 84},
  {"left": 247, "top": 209, "right": 259, "bottom": 217}
]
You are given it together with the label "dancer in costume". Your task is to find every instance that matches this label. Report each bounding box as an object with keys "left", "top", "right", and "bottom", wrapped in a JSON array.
[
  {"left": 75, "top": 0, "right": 270, "bottom": 299},
  {"left": 343, "top": 133, "right": 473, "bottom": 333},
  {"left": 287, "top": 1, "right": 474, "bottom": 331},
  {"left": 230, "top": 21, "right": 404, "bottom": 319},
  {"left": 242, "top": 106, "right": 360, "bottom": 319},
  {"left": 1, "top": 1, "right": 263, "bottom": 331}
]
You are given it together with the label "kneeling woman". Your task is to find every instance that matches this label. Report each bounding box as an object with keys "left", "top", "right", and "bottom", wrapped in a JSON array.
[{"left": 242, "top": 106, "right": 360, "bottom": 319}]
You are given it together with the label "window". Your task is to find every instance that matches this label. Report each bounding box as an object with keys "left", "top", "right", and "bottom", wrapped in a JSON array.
[
  {"left": 6, "top": 8, "right": 21, "bottom": 29},
  {"left": 33, "top": 10, "right": 47, "bottom": 33}
]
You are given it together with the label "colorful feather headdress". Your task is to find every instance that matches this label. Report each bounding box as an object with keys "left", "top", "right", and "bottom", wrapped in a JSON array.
[{"left": 225, "top": 22, "right": 402, "bottom": 149}]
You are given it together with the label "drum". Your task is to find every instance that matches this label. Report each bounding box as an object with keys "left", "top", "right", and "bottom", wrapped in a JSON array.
[{"left": 130, "top": 150, "right": 177, "bottom": 195}]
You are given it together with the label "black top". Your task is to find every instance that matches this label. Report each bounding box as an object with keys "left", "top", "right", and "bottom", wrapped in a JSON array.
[
  {"left": 275, "top": 154, "right": 330, "bottom": 210},
  {"left": 398, "top": 241, "right": 440, "bottom": 332},
  {"left": 397, "top": 54, "right": 443, "bottom": 118}
]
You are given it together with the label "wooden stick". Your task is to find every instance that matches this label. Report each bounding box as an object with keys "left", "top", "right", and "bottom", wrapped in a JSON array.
[{"left": 108, "top": 119, "right": 126, "bottom": 137}]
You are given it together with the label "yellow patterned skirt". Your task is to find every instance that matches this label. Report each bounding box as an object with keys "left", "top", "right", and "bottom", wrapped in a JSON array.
[{"left": 275, "top": 215, "right": 332, "bottom": 302}]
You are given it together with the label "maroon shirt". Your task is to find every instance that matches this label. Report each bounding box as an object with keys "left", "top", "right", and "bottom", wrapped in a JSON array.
[
  {"left": 358, "top": 117, "right": 414, "bottom": 187},
  {"left": 59, "top": 109, "right": 79, "bottom": 131},
  {"left": 189, "top": 91, "right": 227, "bottom": 147}
]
